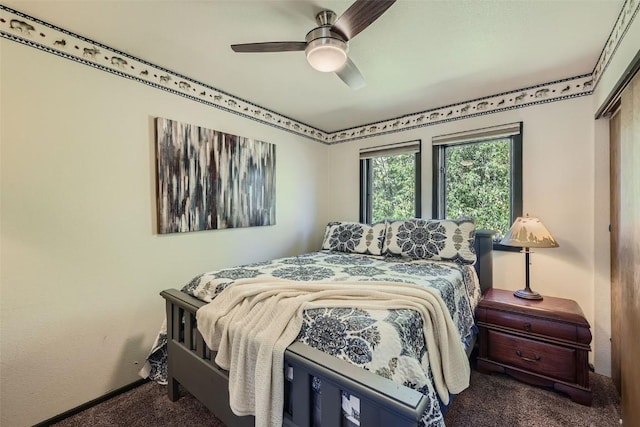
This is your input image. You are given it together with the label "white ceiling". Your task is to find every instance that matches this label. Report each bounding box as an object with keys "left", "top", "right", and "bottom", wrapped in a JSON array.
[{"left": 3, "top": 0, "right": 623, "bottom": 132}]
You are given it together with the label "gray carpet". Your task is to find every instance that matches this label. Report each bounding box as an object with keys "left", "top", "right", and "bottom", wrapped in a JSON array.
[
  {"left": 52, "top": 369, "right": 620, "bottom": 426},
  {"left": 445, "top": 370, "right": 621, "bottom": 427}
]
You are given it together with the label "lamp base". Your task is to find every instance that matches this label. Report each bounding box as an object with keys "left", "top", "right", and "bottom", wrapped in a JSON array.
[{"left": 514, "top": 288, "right": 543, "bottom": 300}]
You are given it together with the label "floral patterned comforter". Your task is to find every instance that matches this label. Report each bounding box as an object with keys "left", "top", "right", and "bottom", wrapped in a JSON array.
[{"left": 143, "top": 250, "right": 481, "bottom": 427}]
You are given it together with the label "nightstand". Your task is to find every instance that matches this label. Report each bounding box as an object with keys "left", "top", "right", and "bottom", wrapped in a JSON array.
[{"left": 475, "top": 288, "right": 592, "bottom": 405}]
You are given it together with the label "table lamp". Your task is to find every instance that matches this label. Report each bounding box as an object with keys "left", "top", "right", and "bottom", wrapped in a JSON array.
[{"left": 500, "top": 215, "right": 559, "bottom": 300}]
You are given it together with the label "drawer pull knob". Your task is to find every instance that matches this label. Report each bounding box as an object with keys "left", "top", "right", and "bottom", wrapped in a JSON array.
[
  {"left": 516, "top": 350, "right": 541, "bottom": 362},
  {"left": 523, "top": 322, "right": 532, "bottom": 331}
]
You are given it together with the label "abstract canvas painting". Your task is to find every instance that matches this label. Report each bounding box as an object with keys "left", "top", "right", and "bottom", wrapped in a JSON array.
[{"left": 155, "top": 117, "right": 276, "bottom": 234}]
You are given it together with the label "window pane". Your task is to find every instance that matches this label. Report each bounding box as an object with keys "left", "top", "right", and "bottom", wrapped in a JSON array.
[
  {"left": 444, "top": 139, "right": 511, "bottom": 238},
  {"left": 371, "top": 153, "right": 416, "bottom": 222}
]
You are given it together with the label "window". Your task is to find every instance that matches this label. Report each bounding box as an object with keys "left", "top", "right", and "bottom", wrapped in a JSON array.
[
  {"left": 432, "top": 123, "right": 522, "bottom": 247},
  {"left": 360, "top": 140, "right": 421, "bottom": 223}
]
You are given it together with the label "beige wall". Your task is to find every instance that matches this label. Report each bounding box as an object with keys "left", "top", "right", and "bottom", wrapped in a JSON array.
[
  {"left": 0, "top": 40, "right": 329, "bottom": 426},
  {"left": 327, "top": 96, "right": 608, "bottom": 373}
]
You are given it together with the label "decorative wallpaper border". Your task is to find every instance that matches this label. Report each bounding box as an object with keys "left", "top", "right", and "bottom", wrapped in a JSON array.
[
  {"left": 0, "top": 0, "right": 637, "bottom": 145},
  {"left": 592, "top": 0, "right": 639, "bottom": 90},
  {"left": 325, "top": 74, "right": 594, "bottom": 144}
]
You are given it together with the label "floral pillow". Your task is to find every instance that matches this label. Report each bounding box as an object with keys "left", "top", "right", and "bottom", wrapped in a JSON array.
[
  {"left": 383, "top": 218, "right": 477, "bottom": 264},
  {"left": 321, "top": 221, "right": 387, "bottom": 256}
]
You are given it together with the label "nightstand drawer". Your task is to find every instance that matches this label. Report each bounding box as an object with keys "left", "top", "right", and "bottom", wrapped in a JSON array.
[
  {"left": 487, "top": 330, "right": 577, "bottom": 383},
  {"left": 484, "top": 309, "right": 577, "bottom": 342}
]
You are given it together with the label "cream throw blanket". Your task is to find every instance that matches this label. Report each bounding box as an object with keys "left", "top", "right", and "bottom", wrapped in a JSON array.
[{"left": 196, "top": 278, "right": 470, "bottom": 427}]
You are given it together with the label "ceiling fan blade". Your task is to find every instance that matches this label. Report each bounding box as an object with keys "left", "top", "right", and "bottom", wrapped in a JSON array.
[
  {"left": 336, "top": 58, "right": 365, "bottom": 90},
  {"left": 332, "top": 0, "right": 396, "bottom": 41},
  {"left": 231, "top": 42, "right": 307, "bottom": 53}
]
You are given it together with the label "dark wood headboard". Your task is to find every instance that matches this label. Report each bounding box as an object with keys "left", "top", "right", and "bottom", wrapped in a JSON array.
[{"left": 474, "top": 230, "right": 495, "bottom": 293}]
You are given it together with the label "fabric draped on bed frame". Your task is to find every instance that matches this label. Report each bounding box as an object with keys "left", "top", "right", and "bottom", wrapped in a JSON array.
[{"left": 197, "top": 278, "right": 471, "bottom": 427}]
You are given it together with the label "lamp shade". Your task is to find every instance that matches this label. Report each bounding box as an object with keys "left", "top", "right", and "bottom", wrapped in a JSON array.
[
  {"left": 305, "top": 38, "right": 348, "bottom": 72},
  {"left": 500, "top": 216, "right": 559, "bottom": 248}
]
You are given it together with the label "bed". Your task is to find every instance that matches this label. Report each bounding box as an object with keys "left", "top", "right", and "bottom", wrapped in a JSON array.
[{"left": 142, "top": 219, "right": 494, "bottom": 427}]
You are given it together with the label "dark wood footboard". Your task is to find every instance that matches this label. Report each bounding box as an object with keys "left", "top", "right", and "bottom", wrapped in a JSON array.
[
  {"left": 162, "top": 289, "right": 429, "bottom": 427},
  {"left": 162, "top": 289, "right": 253, "bottom": 426}
]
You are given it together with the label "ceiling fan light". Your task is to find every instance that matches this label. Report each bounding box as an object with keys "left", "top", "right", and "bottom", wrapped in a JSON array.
[{"left": 305, "top": 38, "right": 348, "bottom": 73}]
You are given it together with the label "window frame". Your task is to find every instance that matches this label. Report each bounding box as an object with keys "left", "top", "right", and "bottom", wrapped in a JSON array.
[
  {"left": 359, "top": 142, "right": 422, "bottom": 224},
  {"left": 431, "top": 123, "right": 523, "bottom": 251}
]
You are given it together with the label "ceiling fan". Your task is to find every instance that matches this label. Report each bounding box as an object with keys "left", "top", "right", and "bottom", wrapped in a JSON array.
[{"left": 230, "top": 0, "right": 397, "bottom": 90}]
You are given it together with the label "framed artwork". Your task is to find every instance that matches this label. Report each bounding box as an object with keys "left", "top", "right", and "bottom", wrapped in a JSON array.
[{"left": 155, "top": 117, "right": 276, "bottom": 234}]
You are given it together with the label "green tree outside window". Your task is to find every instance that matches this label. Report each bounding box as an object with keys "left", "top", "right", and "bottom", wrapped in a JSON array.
[
  {"left": 444, "top": 139, "right": 511, "bottom": 237},
  {"left": 371, "top": 153, "right": 416, "bottom": 222}
]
